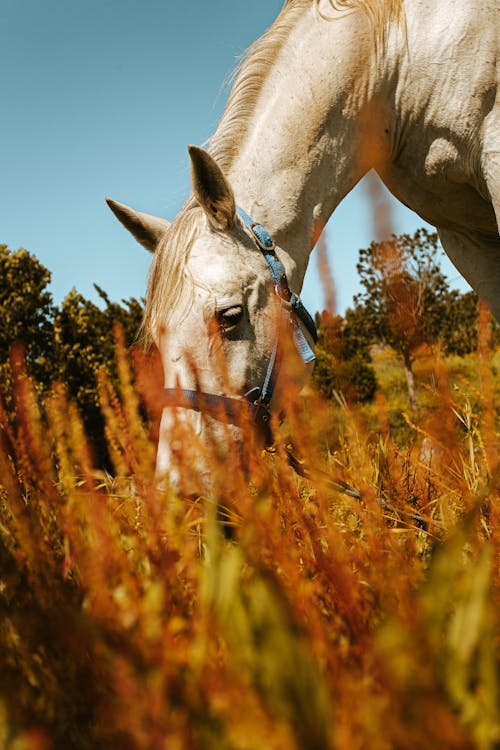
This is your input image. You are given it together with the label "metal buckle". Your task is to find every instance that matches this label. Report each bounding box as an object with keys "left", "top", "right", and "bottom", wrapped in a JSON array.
[{"left": 250, "top": 223, "right": 276, "bottom": 252}]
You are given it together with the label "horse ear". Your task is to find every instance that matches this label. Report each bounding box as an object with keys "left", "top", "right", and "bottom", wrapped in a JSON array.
[
  {"left": 106, "top": 197, "right": 170, "bottom": 253},
  {"left": 188, "top": 145, "right": 236, "bottom": 231}
]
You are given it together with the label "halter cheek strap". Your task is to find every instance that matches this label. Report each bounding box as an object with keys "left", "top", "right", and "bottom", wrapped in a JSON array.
[
  {"left": 163, "top": 207, "right": 317, "bottom": 444},
  {"left": 236, "top": 207, "right": 317, "bottom": 366}
]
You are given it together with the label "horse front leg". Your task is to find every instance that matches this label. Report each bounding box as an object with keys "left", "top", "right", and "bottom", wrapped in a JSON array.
[
  {"left": 482, "top": 102, "right": 500, "bottom": 233},
  {"left": 437, "top": 227, "right": 500, "bottom": 323}
]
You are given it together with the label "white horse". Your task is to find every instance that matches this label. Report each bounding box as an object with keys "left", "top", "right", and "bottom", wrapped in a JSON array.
[{"left": 107, "top": 0, "right": 499, "bottom": 477}]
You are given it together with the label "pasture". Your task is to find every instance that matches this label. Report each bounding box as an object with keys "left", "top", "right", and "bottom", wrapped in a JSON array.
[{"left": 0, "top": 316, "right": 498, "bottom": 749}]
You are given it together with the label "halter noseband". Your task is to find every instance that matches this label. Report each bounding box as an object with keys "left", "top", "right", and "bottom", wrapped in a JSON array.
[{"left": 163, "top": 207, "right": 317, "bottom": 444}]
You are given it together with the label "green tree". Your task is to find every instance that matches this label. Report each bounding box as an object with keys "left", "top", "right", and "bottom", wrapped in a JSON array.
[
  {"left": 355, "top": 229, "right": 450, "bottom": 409},
  {"left": 0, "top": 246, "right": 57, "bottom": 407},
  {"left": 53, "top": 286, "right": 143, "bottom": 464},
  {"left": 439, "top": 290, "right": 500, "bottom": 355},
  {"left": 439, "top": 289, "right": 479, "bottom": 356},
  {"left": 0, "top": 244, "right": 144, "bottom": 466}
]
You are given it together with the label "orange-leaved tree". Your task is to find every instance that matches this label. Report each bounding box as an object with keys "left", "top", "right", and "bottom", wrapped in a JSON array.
[{"left": 355, "top": 229, "right": 450, "bottom": 410}]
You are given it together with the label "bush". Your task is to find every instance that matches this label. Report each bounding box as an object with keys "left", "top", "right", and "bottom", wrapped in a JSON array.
[
  {"left": 312, "top": 311, "right": 377, "bottom": 403},
  {"left": 314, "top": 348, "right": 377, "bottom": 403}
]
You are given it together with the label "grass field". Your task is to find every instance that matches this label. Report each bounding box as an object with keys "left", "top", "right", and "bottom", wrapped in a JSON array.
[{"left": 0, "top": 328, "right": 498, "bottom": 749}]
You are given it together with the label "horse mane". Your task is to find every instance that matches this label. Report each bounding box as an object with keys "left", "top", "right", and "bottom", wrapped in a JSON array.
[
  {"left": 142, "top": 0, "right": 403, "bottom": 345},
  {"left": 207, "top": 0, "right": 403, "bottom": 174},
  {"left": 206, "top": 1, "right": 309, "bottom": 174},
  {"left": 313, "top": 1, "right": 404, "bottom": 43}
]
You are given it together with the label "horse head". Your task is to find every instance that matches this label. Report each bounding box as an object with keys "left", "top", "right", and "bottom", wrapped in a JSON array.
[{"left": 107, "top": 146, "right": 316, "bottom": 482}]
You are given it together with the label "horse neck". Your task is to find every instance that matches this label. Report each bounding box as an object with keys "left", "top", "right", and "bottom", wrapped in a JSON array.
[{"left": 226, "top": 6, "right": 394, "bottom": 291}]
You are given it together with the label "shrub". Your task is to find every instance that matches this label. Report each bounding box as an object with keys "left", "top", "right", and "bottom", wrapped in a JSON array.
[{"left": 312, "top": 311, "right": 378, "bottom": 403}]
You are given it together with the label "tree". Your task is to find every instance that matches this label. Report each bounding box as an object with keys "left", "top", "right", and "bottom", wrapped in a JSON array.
[
  {"left": 355, "top": 229, "right": 450, "bottom": 409},
  {"left": 439, "top": 289, "right": 500, "bottom": 356},
  {"left": 53, "top": 287, "right": 144, "bottom": 465},
  {"left": 439, "top": 289, "right": 479, "bottom": 356},
  {"left": 0, "top": 244, "right": 144, "bottom": 466},
  {"left": 0, "top": 246, "right": 57, "bottom": 408}
]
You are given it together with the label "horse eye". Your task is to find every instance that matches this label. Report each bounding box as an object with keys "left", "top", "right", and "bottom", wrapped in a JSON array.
[{"left": 216, "top": 305, "right": 244, "bottom": 331}]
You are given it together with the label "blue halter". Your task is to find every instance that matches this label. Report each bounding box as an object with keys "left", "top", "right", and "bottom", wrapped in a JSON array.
[
  {"left": 163, "top": 208, "right": 317, "bottom": 443},
  {"left": 237, "top": 207, "right": 316, "bottom": 362}
]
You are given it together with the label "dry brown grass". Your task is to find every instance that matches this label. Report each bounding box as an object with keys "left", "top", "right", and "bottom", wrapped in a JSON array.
[{"left": 0, "top": 320, "right": 498, "bottom": 750}]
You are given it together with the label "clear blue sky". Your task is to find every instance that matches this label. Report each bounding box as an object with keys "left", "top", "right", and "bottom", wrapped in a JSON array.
[{"left": 0, "top": 0, "right": 470, "bottom": 315}]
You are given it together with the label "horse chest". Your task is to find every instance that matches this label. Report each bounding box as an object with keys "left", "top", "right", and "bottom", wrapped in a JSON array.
[{"left": 381, "top": 136, "right": 497, "bottom": 236}]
